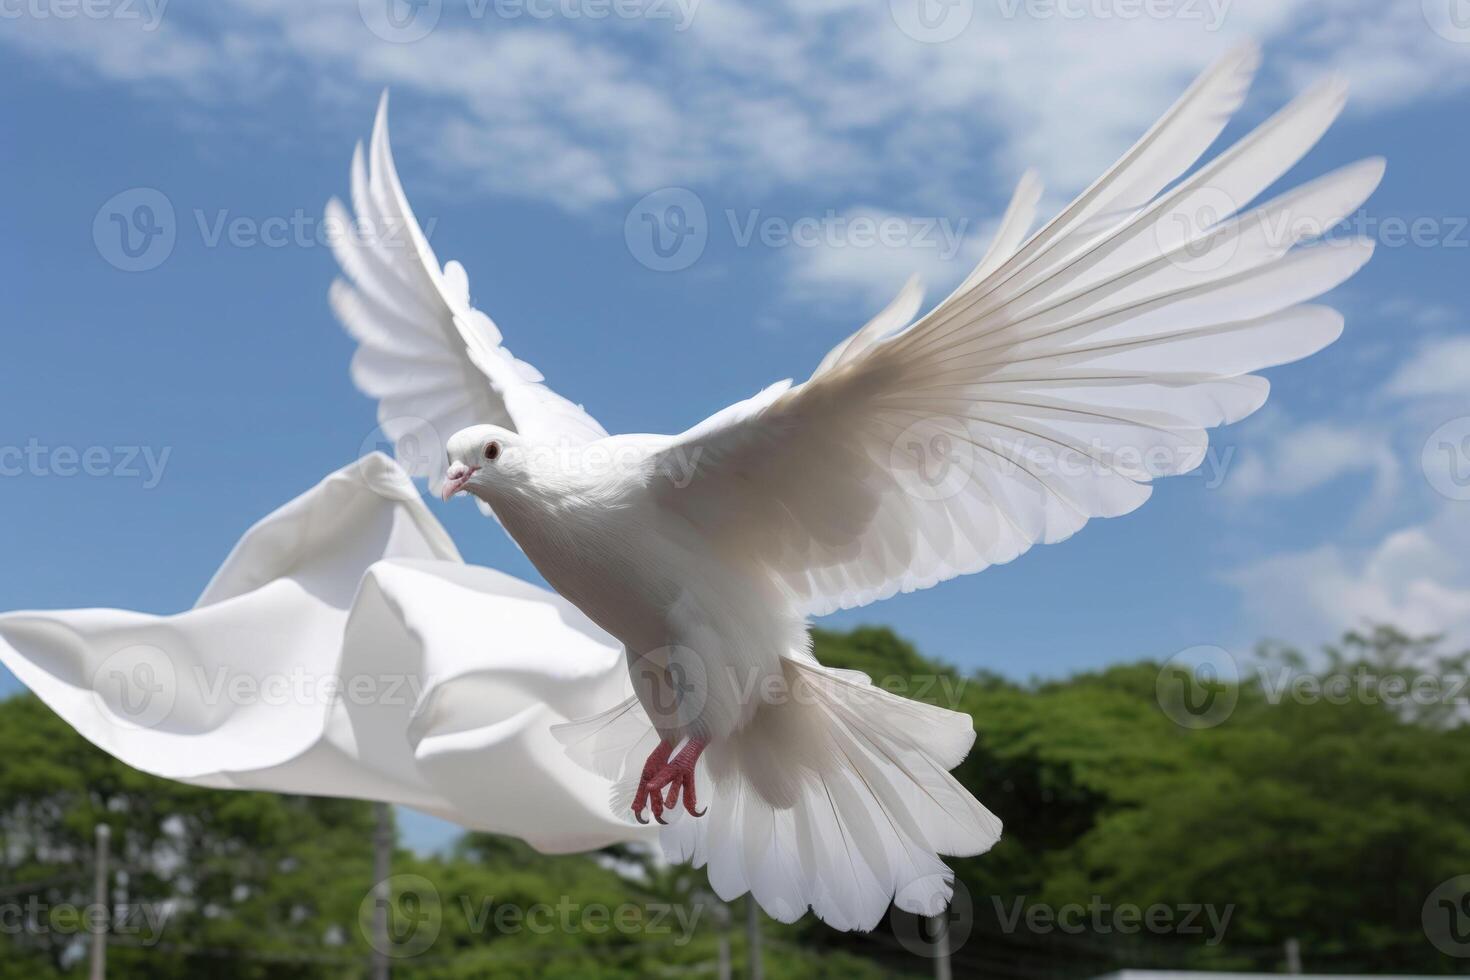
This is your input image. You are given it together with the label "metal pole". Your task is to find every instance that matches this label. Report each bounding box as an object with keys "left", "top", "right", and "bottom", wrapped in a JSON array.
[
  {"left": 714, "top": 901, "right": 732, "bottom": 980},
  {"left": 1285, "top": 937, "right": 1302, "bottom": 974},
  {"left": 932, "top": 912, "right": 952, "bottom": 980},
  {"left": 371, "top": 803, "right": 393, "bottom": 980},
  {"left": 89, "top": 823, "right": 110, "bottom": 980},
  {"left": 746, "top": 896, "right": 763, "bottom": 980}
]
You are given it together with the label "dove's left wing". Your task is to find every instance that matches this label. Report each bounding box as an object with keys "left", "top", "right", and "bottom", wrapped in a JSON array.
[
  {"left": 328, "top": 95, "right": 607, "bottom": 501},
  {"left": 650, "top": 48, "right": 1382, "bottom": 618}
]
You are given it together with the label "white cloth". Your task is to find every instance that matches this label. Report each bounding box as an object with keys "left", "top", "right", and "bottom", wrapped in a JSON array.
[{"left": 0, "top": 453, "right": 649, "bottom": 853}]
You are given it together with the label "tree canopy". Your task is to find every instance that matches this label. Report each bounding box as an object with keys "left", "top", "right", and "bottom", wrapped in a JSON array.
[{"left": 1, "top": 625, "right": 1466, "bottom": 977}]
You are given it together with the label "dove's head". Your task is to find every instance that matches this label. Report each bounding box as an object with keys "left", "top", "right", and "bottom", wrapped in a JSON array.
[{"left": 441, "top": 424, "right": 526, "bottom": 502}]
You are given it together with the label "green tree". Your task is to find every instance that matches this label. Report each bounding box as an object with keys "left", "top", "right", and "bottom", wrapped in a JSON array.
[{"left": 0, "top": 692, "right": 376, "bottom": 978}]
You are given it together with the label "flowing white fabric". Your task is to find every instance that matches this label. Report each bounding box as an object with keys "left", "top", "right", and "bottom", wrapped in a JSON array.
[{"left": 0, "top": 453, "right": 650, "bottom": 854}]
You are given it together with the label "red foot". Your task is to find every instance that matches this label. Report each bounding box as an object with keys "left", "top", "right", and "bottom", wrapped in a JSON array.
[{"left": 632, "top": 738, "right": 707, "bottom": 825}]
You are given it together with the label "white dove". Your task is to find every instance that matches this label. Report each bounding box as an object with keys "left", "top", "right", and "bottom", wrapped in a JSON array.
[{"left": 327, "top": 42, "right": 1382, "bottom": 930}]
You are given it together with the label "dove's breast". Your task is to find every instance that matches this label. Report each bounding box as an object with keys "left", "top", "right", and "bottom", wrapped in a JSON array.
[
  {"left": 491, "top": 486, "right": 686, "bottom": 648},
  {"left": 491, "top": 482, "right": 805, "bottom": 741}
]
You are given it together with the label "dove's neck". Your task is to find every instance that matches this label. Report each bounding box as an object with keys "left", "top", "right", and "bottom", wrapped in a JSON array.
[
  {"left": 468, "top": 450, "right": 631, "bottom": 538},
  {"left": 471, "top": 460, "right": 661, "bottom": 641}
]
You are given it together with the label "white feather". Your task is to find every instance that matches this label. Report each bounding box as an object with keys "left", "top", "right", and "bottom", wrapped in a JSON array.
[
  {"left": 337, "top": 47, "right": 1382, "bottom": 932},
  {"left": 327, "top": 92, "right": 608, "bottom": 504}
]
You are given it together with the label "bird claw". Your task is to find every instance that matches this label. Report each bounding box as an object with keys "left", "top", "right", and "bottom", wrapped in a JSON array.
[{"left": 631, "top": 738, "right": 707, "bottom": 824}]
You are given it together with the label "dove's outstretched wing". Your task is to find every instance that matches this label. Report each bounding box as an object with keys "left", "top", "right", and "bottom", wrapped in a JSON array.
[
  {"left": 652, "top": 44, "right": 1382, "bottom": 618},
  {"left": 328, "top": 94, "right": 607, "bottom": 501}
]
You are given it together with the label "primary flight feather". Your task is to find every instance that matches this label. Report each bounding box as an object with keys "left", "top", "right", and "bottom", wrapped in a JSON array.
[{"left": 327, "top": 42, "right": 1382, "bottom": 931}]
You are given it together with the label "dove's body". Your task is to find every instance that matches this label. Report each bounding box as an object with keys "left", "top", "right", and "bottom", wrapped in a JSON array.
[
  {"left": 330, "top": 43, "right": 1383, "bottom": 930},
  {"left": 455, "top": 433, "right": 797, "bottom": 745}
]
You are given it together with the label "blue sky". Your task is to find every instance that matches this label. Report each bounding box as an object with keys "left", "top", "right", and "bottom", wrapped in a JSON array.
[{"left": 3, "top": 0, "right": 1470, "bottom": 696}]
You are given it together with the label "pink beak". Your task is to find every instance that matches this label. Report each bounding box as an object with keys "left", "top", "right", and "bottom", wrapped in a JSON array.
[{"left": 440, "top": 463, "right": 479, "bottom": 501}]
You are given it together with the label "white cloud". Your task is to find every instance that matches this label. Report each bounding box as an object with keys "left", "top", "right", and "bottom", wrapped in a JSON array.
[
  {"left": 1384, "top": 335, "right": 1470, "bottom": 400},
  {"left": 5, "top": 0, "right": 1463, "bottom": 219},
  {"left": 1221, "top": 416, "right": 1399, "bottom": 514},
  {"left": 778, "top": 206, "right": 989, "bottom": 310},
  {"left": 1226, "top": 502, "right": 1470, "bottom": 651},
  {"left": 1, "top": 5, "right": 243, "bottom": 97},
  {"left": 1224, "top": 318, "right": 1470, "bottom": 649},
  {"left": 1373, "top": 296, "right": 1459, "bottom": 331},
  {"left": 1277, "top": 0, "right": 1470, "bottom": 114}
]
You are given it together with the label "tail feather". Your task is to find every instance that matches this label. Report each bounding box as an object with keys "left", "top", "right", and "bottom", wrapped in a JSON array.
[{"left": 551, "top": 656, "right": 1001, "bottom": 931}]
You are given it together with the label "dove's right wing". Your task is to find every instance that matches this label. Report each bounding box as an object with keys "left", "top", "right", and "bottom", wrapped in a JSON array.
[
  {"left": 327, "top": 95, "right": 607, "bottom": 502},
  {"left": 650, "top": 44, "right": 1382, "bottom": 618}
]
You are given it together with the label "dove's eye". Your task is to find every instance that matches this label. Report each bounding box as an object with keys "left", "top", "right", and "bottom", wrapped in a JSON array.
[{"left": 484, "top": 441, "right": 501, "bottom": 462}]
